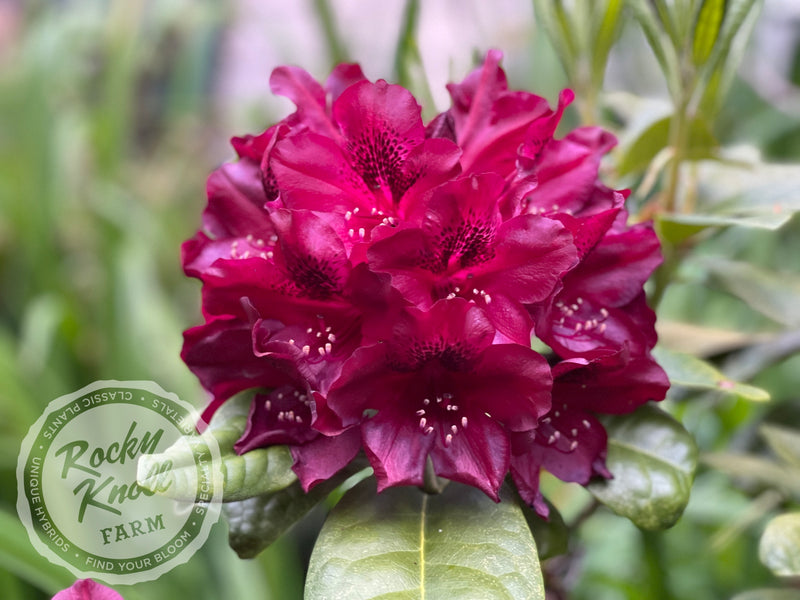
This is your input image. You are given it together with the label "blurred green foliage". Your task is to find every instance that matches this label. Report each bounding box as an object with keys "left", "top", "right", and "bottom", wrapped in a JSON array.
[{"left": 2, "top": 0, "right": 800, "bottom": 598}]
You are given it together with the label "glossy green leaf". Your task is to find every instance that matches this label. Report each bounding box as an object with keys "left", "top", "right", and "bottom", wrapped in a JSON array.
[
  {"left": 517, "top": 496, "right": 569, "bottom": 560},
  {"left": 761, "top": 424, "right": 800, "bottom": 469},
  {"left": 703, "top": 259, "right": 800, "bottom": 328},
  {"left": 692, "top": 0, "right": 726, "bottom": 65},
  {"left": 616, "top": 115, "right": 717, "bottom": 176},
  {"left": 759, "top": 512, "right": 800, "bottom": 576},
  {"left": 588, "top": 403, "right": 697, "bottom": 530},
  {"left": 138, "top": 395, "right": 297, "bottom": 503},
  {"left": 652, "top": 346, "right": 770, "bottom": 402},
  {"left": 305, "top": 480, "right": 544, "bottom": 600},
  {"left": 225, "top": 465, "right": 368, "bottom": 559}
]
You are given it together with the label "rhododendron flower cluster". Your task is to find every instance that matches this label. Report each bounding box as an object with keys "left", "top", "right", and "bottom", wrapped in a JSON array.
[{"left": 181, "top": 50, "right": 669, "bottom": 515}]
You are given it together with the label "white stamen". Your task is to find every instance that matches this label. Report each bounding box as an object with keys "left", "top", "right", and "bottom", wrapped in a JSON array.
[
  {"left": 302, "top": 345, "right": 311, "bottom": 355},
  {"left": 461, "top": 416, "right": 468, "bottom": 428},
  {"left": 582, "top": 419, "right": 591, "bottom": 429},
  {"left": 445, "top": 433, "right": 453, "bottom": 446}
]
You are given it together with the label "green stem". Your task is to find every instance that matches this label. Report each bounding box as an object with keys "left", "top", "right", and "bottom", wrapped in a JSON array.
[
  {"left": 420, "top": 458, "right": 447, "bottom": 495},
  {"left": 663, "top": 93, "right": 690, "bottom": 213},
  {"left": 311, "top": 0, "right": 348, "bottom": 64}
]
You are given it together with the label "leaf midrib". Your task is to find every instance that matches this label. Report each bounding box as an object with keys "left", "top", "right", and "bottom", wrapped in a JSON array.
[{"left": 419, "top": 494, "right": 427, "bottom": 600}]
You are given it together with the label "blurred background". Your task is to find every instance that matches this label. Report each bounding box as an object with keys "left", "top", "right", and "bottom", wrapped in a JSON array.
[{"left": 1, "top": 0, "right": 800, "bottom": 598}]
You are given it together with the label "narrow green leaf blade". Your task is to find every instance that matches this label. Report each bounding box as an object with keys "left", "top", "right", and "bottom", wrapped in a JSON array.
[
  {"left": 616, "top": 115, "right": 717, "bottom": 176},
  {"left": 653, "top": 346, "right": 770, "bottom": 402},
  {"left": 759, "top": 512, "right": 800, "bottom": 576},
  {"left": 702, "top": 452, "right": 800, "bottom": 498},
  {"left": 588, "top": 403, "right": 698, "bottom": 530},
  {"left": 703, "top": 0, "right": 761, "bottom": 74},
  {"left": 305, "top": 480, "right": 544, "bottom": 600},
  {"left": 692, "top": 0, "right": 727, "bottom": 65},
  {"left": 760, "top": 425, "right": 800, "bottom": 469},
  {"left": 703, "top": 259, "right": 800, "bottom": 328}
]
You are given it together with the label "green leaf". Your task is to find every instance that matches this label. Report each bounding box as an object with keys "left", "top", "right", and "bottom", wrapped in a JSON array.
[
  {"left": 761, "top": 424, "right": 800, "bottom": 469},
  {"left": 590, "top": 0, "right": 625, "bottom": 87},
  {"left": 225, "top": 466, "right": 368, "bottom": 559},
  {"left": 588, "top": 403, "right": 698, "bottom": 530},
  {"left": 703, "top": 0, "right": 762, "bottom": 76},
  {"left": 702, "top": 453, "right": 800, "bottom": 498},
  {"left": 732, "top": 591, "right": 800, "bottom": 600},
  {"left": 305, "top": 480, "right": 544, "bottom": 600},
  {"left": 616, "top": 115, "right": 717, "bottom": 176},
  {"left": 533, "top": 0, "right": 578, "bottom": 80},
  {"left": 665, "top": 154, "right": 800, "bottom": 231},
  {"left": 138, "top": 394, "right": 297, "bottom": 502},
  {"left": 626, "top": 0, "right": 682, "bottom": 98},
  {"left": 652, "top": 346, "right": 770, "bottom": 402},
  {"left": 702, "top": 259, "right": 800, "bottom": 328},
  {"left": 0, "top": 508, "right": 76, "bottom": 594},
  {"left": 517, "top": 495, "right": 569, "bottom": 560},
  {"left": 692, "top": 0, "right": 727, "bottom": 65},
  {"left": 759, "top": 512, "right": 800, "bottom": 576}
]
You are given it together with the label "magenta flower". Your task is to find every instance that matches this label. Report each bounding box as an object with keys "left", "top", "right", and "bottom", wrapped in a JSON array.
[
  {"left": 52, "top": 580, "right": 123, "bottom": 600},
  {"left": 181, "top": 50, "right": 669, "bottom": 507},
  {"left": 368, "top": 173, "right": 577, "bottom": 343},
  {"left": 323, "top": 299, "right": 552, "bottom": 499}
]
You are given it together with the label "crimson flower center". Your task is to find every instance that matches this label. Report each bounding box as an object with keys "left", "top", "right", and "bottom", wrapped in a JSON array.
[{"left": 414, "top": 392, "right": 469, "bottom": 448}]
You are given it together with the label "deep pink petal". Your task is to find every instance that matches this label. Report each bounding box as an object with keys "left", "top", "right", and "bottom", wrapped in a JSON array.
[
  {"left": 204, "top": 159, "right": 274, "bottom": 239},
  {"left": 362, "top": 407, "right": 433, "bottom": 491},
  {"left": 388, "top": 299, "right": 495, "bottom": 370},
  {"left": 333, "top": 80, "right": 426, "bottom": 203},
  {"left": 235, "top": 386, "right": 318, "bottom": 451},
  {"left": 181, "top": 317, "right": 295, "bottom": 421},
  {"left": 457, "top": 344, "right": 552, "bottom": 431},
  {"left": 271, "top": 132, "right": 373, "bottom": 212},
  {"left": 553, "top": 351, "right": 669, "bottom": 414},
  {"left": 52, "top": 579, "right": 124, "bottom": 600},
  {"left": 510, "top": 409, "right": 610, "bottom": 512},
  {"left": 269, "top": 65, "right": 339, "bottom": 138},
  {"left": 523, "top": 127, "right": 618, "bottom": 215},
  {"left": 326, "top": 63, "right": 368, "bottom": 101},
  {"left": 290, "top": 427, "right": 363, "bottom": 491},
  {"left": 430, "top": 412, "right": 509, "bottom": 501}
]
